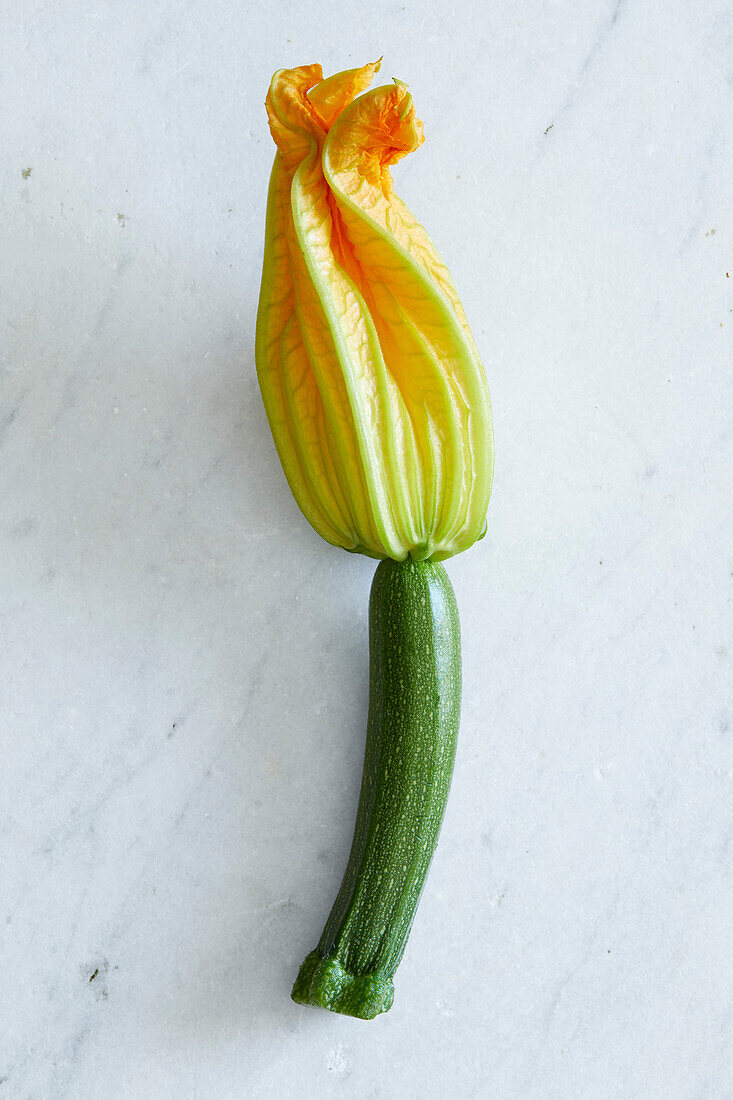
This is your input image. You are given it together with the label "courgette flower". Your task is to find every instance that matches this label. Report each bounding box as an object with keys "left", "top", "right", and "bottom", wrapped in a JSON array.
[{"left": 256, "top": 60, "right": 493, "bottom": 560}]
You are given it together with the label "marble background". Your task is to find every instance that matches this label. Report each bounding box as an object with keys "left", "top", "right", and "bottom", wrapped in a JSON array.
[{"left": 2, "top": 1, "right": 732, "bottom": 1097}]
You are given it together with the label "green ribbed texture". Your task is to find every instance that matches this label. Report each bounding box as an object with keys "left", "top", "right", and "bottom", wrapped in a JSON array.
[{"left": 292, "top": 558, "right": 461, "bottom": 1019}]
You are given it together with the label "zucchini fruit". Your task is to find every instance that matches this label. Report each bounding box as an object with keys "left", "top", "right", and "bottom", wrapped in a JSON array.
[{"left": 292, "top": 558, "right": 461, "bottom": 1019}]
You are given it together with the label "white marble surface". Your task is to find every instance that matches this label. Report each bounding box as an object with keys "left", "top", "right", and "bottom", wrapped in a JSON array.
[{"left": 2, "top": 1, "right": 732, "bottom": 1096}]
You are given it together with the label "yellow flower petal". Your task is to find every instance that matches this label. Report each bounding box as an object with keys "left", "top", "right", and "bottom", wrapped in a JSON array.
[{"left": 256, "top": 62, "right": 493, "bottom": 560}]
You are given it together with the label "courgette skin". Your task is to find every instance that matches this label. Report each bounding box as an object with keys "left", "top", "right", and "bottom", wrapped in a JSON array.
[{"left": 292, "top": 558, "right": 461, "bottom": 1019}]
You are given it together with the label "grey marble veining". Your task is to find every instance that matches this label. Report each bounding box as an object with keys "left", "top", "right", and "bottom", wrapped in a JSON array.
[{"left": 2, "top": 1, "right": 732, "bottom": 1097}]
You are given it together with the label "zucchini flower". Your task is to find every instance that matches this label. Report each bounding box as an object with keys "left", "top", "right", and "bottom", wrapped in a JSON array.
[
  {"left": 256, "top": 60, "right": 493, "bottom": 561},
  {"left": 255, "top": 61, "right": 495, "bottom": 1019}
]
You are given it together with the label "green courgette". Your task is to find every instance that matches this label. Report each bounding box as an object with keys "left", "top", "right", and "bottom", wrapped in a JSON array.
[{"left": 292, "top": 558, "right": 461, "bottom": 1019}]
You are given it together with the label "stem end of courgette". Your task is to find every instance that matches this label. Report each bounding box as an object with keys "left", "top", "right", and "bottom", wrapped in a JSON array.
[{"left": 291, "top": 950, "right": 394, "bottom": 1020}]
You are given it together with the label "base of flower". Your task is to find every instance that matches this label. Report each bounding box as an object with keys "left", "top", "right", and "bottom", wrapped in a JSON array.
[{"left": 291, "top": 950, "right": 394, "bottom": 1020}]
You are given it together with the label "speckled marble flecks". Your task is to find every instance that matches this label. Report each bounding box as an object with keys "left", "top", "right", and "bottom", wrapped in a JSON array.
[{"left": 1, "top": 1, "right": 732, "bottom": 1097}]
